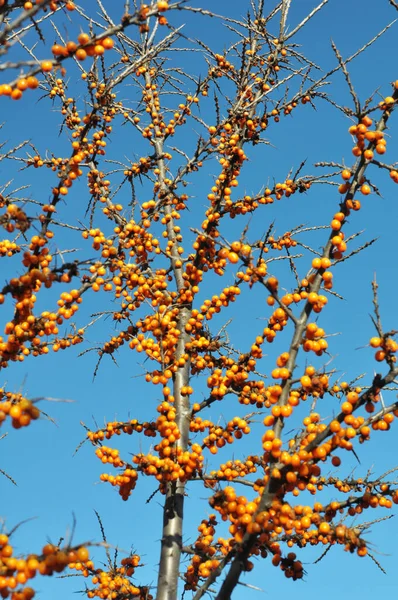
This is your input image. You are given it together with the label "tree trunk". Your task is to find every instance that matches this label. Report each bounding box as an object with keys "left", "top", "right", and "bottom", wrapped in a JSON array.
[{"left": 156, "top": 308, "right": 191, "bottom": 600}]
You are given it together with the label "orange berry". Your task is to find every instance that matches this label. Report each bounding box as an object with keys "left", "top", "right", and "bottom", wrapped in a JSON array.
[
  {"left": 16, "top": 79, "right": 28, "bottom": 91},
  {"left": 341, "top": 402, "right": 353, "bottom": 415},
  {"left": 375, "top": 350, "right": 386, "bottom": 362},
  {"left": 41, "top": 61, "right": 53, "bottom": 72},
  {"left": 27, "top": 76, "right": 39, "bottom": 89},
  {"left": 0, "top": 84, "right": 9, "bottom": 98},
  {"left": 322, "top": 271, "right": 333, "bottom": 282},
  {"left": 330, "top": 420, "right": 341, "bottom": 433},
  {"left": 370, "top": 337, "right": 381, "bottom": 348},
  {"left": 301, "top": 516, "right": 311, "bottom": 529},
  {"left": 51, "top": 44, "right": 65, "bottom": 56},
  {"left": 66, "top": 41, "right": 78, "bottom": 54},
  {"left": 11, "top": 88, "right": 23, "bottom": 100},
  {"left": 78, "top": 33, "right": 90, "bottom": 45},
  {"left": 312, "top": 258, "right": 321, "bottom": 269},
  {"left": 363, "top": 149, "right": 374, "bottom": 160},
  {"left": 76, "top": 547, "right": 89, "bottom": 562},
  {"left": 228, "top": 251, "right": 239, "bottom": 264},
  {"left": 94, "top": 44, "right": 105, "bottom": 55},
  {"left": 360, "top": 184, "right": 371, "bottom": 195},
  {"left": 321, "top": 258, "right": 331, "bottom": 269},
  {"left": 279, "top": 368, "right": 290, "bottom": 380},
  {"left": 319, "top": 522, "right": 330, "bottom": 534},
  {"left": 101, "top": 37, "right": 115, "bottom": 50},
  {"left": 75, "top": 49, "right": 87, "bottom": 61},
  {"left": 308, "top": 292, "right": 318, "bottom": 304},
  {"left": 300, "top": 375, "right": 311, "bottom": 388}
]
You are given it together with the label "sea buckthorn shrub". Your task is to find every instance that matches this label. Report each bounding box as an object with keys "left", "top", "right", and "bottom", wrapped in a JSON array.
[{"left": 1, "top": 1, "right": 398, "bottom": 599}]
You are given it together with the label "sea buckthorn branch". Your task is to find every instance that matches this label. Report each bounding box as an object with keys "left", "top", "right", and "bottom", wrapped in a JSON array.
[
  {"left": 331, "top": 40, "right": 360, "bottom": 115},
  {"left": 0, "top": 0, "right": 56, "bottom": 50},
  {"left": 209, "top": 66, "right": 398, "bottom": 600},
  {"left": 130, "top": 93, "right": 215, "bottom": 221},
  {"left": 304, "top": 368, "right": 398, "bottom": 456},
  {"left": 289, "top": 20, "right": 396, "bottom": 110},
  {"left": 89, "top": 417, "right": 207, "bottom": 501},
  {"left": 86, "top": 418, "right": 157, "bottom": 444},
  {"left": 0, "top": 535, "right": 94, "bottom": 600},
  {"left": 211, "top": 172, "right": 316, "bottom": 214},
  {"left": 192, "top": 387, "right": 238, "bottom": 415},
  {"left": 0, "top": 137, "right": 30, "bottom": 164},
  {"left": 371, "top": 277, "right": 384, "bottom": 336},
  {"left": 185, "top": 27, "right": 350, "bottom": 600},
  {"left": 370, "top": 158, "right": 398, "bottom": 179},
  {"left": 252, "top": 268, "right": 299, "bottom": 326},
  {"left": 187, "top": 32, "right": 348, "bottom": 290},
  {"left": 80, "top": 552, "right": 152, "bottom": 600},
  {"left": 107, "top": 27, "right": 183, "bottom": 92},
  {"left": 211, "top": 372, "right": 398, "bottom": 596},
  {"left": 205, "top": 460, "right": 261, "bottom": 487},
  {"left": 278, "top": 0, "right": 292, "bottom": 40},
  {"left": 61, "top": 538, "right": 153, "bottom": 599},
  {"left": 304, "top": 471, "right": 398, "bottom": 502},
  {"left": 191, "top": 37, "right": 300, "bottom": 266},
  {"left": 0, "top": 259, "right": 96, "bottom": 365},
  {"left": 196, "top": 417, "right": 252, "bottom": 455},
  {"left": 0, "top": 62, "right": 131, "bottom": 363},
  {"left": 0, "top": 388, "right": 40, "bottom": 429},
  {"left": 198, "top": 469, "right": 398, "bottom": 597},
  {"left": 269, "top": 82, "right": 398, "bottom": 416},
  {"left": 194, "top": 475, "right": 257, "bottom": 490},
  {"left": 328, "top": 235, "right": 378, "bottom": 268},
  {"left": 148, "top": 48, "right": 322, "bottom": 226},
  {"left": 137, "top": 61, "right": 194, "bottom": 600},
  {"left": 183, "top": 514, "right": 235, "bottom": 591},
  {"left": 284, "top": 0, "right": 328, "bottom": 41},
  {"left": 0, "top": 59, "right": 40, "bottom": 70},
  {"left": 0, "top": 2, "right": 187, "bottom": 89},
  {"left": 85, "top": 162, "right": 127, "bottom": 228}
]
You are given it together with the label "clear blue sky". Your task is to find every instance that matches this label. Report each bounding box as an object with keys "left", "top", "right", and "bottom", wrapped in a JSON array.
[{"left": 1, "top": 1, "right": 398, "bottom": 599}]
